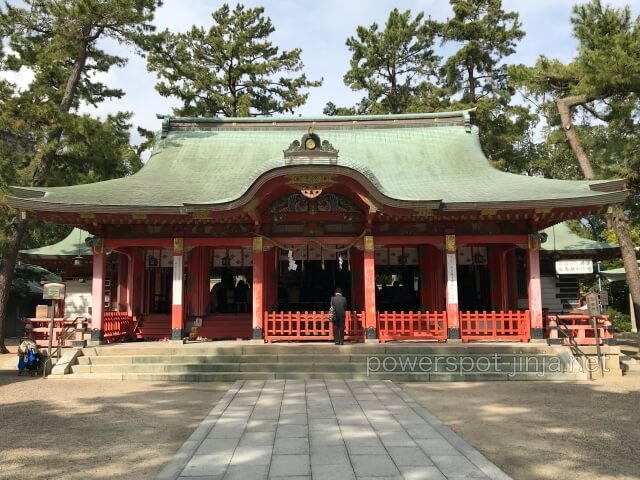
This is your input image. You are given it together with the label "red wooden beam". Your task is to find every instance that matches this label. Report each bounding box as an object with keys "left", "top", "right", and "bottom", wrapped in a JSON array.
[{"left": 105, "top": 238, "right": 173, "bottom": 249}]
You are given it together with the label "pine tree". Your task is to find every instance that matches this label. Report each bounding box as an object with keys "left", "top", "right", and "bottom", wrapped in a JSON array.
[
  {"left": 342, "top": 8, "right": 440, "bottom": 114},
  {"left": 146, "top": 3, "right": 321, "bottom": 117},
  {"left": 510, "top": 0, "right": 640, "bottom": 325},
  {"left": 0, "top": 0, "right": 161, "bottom": 353}
]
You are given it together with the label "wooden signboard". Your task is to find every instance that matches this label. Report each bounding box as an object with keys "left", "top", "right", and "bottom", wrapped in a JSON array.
[
  {"left": 42, "top": 282, "right": 65, "bottom": 300},
  {"left": 585, "top": 292, "right": 600, "bottom": 317}
]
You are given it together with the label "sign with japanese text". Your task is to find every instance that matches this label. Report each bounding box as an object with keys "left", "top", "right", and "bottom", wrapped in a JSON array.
[{"left": 555, "top": 259, "right": 593, "bottom": 275}]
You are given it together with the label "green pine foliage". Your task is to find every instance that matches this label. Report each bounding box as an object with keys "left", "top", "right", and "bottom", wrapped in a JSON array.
[{"left": 146, "top": 3, "right": 322, "bottom": 117}]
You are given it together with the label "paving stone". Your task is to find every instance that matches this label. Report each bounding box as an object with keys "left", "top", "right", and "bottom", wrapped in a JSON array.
[
  {"left": 309, "top": 431, "right": 344, "bottom": 446},
  {"left": 344, "top": 438, "right": 387, "bottom": 455},
  {"left": 223, "top": 464, "right": 269, "bottom": 480},
  {"left": 274, "top": 437, "right": 310, "bottom": 455},
  {"left": 229, "top": 445, "right": 272, "bottom": 466},
  {"left": 339, "top": 424, "right": 377, "bottom": 440},
  {"left": 268, "top": 476, "right": 310, "bottom": 480},
  {"left": 161, "top": 380, "right": 511, "bottom": 480},
  {"left": 245, "top": 419, "right": 278, "bottom": 432},
  {"left": 238, "top": 431, "right": 275, "bottom": 446},
  {"left": 195, "top": 437, "right": 240, "bottom": 456},
  {"left": 269, "top": 454, "right": 311, "bottom": 477},
  {"left": 387, "top": 446, "right": 433, "bottom": 466},
  {"left": 276, "top": 424, "right": 308, "bottom": 438},
  {"left": 208, "top": 426, "right": 245, "bottom": 439},
  {"left": 405, "top": 425, "right": 442, "bottom": 439},
  {"left": 396, "top": 465, "right": 447, "bottom": 480},
  {"left": 350, "top": 454, "right": 401, "bottom": 477},
  {"left": 378, "top": 430, "right": 417, "bottom": 447},
  {"left": 430, "top": 455, "right": 486, "bottom": 477},
  {"left": 310, "top": 445, "right": 350, "bottom": 465},
  {"left": 277, "top": 413, "right": 308, "bottom": 425},
  {"left": 415, "top": 438, "right": 459, "bottom": 456},
  {"left": 310, "top": 463, "right": 356, "bottom": 480},
  {"left": 182, "top": 453, "right": 231, "bottom": 476}
]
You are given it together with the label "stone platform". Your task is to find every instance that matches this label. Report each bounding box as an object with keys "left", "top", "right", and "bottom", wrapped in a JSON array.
[{"left": 157, "top": 379, "right": 512, "bottom": 480}]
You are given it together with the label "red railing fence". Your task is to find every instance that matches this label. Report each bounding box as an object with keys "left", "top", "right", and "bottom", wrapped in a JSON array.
[
  {"left": 25, "top": 317, "right": 87, "bottom": 348},
  {"left": 377, "top": 311, "right": 447, "bottom": 343},
  {"left": 546, "top": 314, "right": 613, "bottom": 345},
  {"left": 459, "top": 310, "right": 530, "bottom": 342},
  {"left": 102, "top": 311, "right": 136, "bottom": 343},
  {"left": 264, "top": 311, "right": 365, "bottom": 343}
]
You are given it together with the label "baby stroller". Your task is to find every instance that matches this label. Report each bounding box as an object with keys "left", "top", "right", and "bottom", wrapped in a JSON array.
[{"left": 17, "top": 340, "right": 43, "bottom": 377}]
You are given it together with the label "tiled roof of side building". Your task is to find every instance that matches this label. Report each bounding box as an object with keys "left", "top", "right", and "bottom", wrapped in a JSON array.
[
  {"left": 19, "top": 228, "right": 93, "bottom": 258},
  {"left": 541, "top": 222, "right": 618, "bottom": 254},
  {"left": 7, "top": 111, "right": 627, "bottom": 213}
]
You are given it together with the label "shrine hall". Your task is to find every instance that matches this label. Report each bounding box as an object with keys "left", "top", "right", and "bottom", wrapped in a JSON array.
[{"left": 7, "top": 110, "right": 628, "bottom": 344}]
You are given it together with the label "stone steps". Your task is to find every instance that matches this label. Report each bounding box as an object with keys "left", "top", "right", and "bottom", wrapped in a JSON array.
[
  {"left": 53, "top": 342, "right": 605, "bottom": 381},
  {"left": 58, "top": 371, "right": 589, "bottom": 382}
]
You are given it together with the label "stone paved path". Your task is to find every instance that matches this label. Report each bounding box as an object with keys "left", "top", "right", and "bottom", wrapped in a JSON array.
[{"left": 157, "top": 380, "right": 511, "bottom": 480}]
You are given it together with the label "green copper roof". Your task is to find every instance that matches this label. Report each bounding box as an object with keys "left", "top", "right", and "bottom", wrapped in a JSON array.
[
  {"left": 19, "top": 228, "right": 92, "bottom": 259},
  {"left": 541, "top": 222, "right": 618, "bottom": 253},
  {"left": 601, "top": 261, "right": 640, "bottom": 282},
  {"left": 7, "top": 111, "right": 627, "bottom": 214}
]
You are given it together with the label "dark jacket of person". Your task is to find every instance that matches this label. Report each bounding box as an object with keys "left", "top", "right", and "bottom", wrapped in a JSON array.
[{"left": 330, "top": 293, "right": 347, "bottom": 322}]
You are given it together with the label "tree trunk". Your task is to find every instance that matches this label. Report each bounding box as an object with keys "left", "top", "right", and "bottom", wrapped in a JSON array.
[
  {"left": 555, "top": 94, "right": 640, "bottom": 336},
  {"left": 556, "top": 95, "right": 596, "bottom": 179},
  {"left": 610, "top": 213, "right": 640, "bottom": 326},
  {"left": 0, "top": 38, "right": 90, "bottom": 350},
  {"left": 0, "top": 217, "right": 28, "bottom": 353}
]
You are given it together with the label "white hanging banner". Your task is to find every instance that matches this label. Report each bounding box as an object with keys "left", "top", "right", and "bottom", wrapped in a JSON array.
[
  {"left": 446, "top": 253, "right": 458, "bottom": 304},
  {"left": 172, "top": 256, "right": 183, "bottom": 305},
  {"left": 555, "top": 259, "right": 593, "bottom": 275}
]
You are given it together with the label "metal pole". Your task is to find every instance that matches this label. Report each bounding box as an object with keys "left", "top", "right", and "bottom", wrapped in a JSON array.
[
  {"left": 596, "top": 261, "right": 603, "bottom": 313},
  {"left": 630, "top": 293, "right": 638, "bottom": 333},
  {"left": 47, "top": 301, "right": 55, "bottom": 358},
  {"left": 591, "top": 314, "right": 604, "bottom": 378}
]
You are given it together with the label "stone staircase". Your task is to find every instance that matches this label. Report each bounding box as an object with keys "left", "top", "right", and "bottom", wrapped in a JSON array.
[
  {"left": 619, "top": 343, "right": 640, "bottom": 376},
  {"left": 54, "top": 342, "right": 623, "bottom": 382}
]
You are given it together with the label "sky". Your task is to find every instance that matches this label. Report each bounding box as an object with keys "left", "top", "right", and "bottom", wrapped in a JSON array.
[{"left": 4, "top": 0, "right": 639, "bottom": 145}]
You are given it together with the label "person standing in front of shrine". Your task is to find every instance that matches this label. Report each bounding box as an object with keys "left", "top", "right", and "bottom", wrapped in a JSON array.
[{"left": 330, "top": 287, "right": 347, "bottom": 345}]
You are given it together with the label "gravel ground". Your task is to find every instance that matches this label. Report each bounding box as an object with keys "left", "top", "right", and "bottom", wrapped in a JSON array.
[
  {"left": 2, "top": 339, "right": 639, "bottom": 480},
  {"left": 403, "top": 376, "right": 640, "bottom": 480},
  {"left": 0, "top": 344, "right": 229, "bottom": 480}
]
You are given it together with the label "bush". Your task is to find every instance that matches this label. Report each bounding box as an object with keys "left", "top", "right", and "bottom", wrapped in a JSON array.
[{"left": 604, "top": 307, "right": 631, "bottom": 333}]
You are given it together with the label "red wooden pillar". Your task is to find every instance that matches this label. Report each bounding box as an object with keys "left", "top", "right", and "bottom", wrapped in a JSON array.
[
  {"left": 116, "top": 253, "right": 128, "bottom": 312},
  {"left": 431, "top": 247, "right": 445, "bottom": 311},
  {"left": 445, "top": 235, "right": 460, "bottom": 340},
  {"left": 363, "top": 236, "right": 377, "bottom": 340},
  {"left": 419, "top": 245, "right": 430, "bottom": 311},
  {"left": 90, "top": 246, "right": 106, "bottom": 343},
  {"left": 506, "top": 249, "right": 518, "bottom": 310},
  {"left": 171, "top": 238, "right": 185, "bottom": 341},
  {"left": 350, "top": 248, "right": 365, "bottom": 311},
  {"left": 263, "top": 247, "right": 277, "bottom": 312},
  {"left": 527, "top": 235, "right": 543, "bottom": 339},
  {"left": 186, "top": 247, "right": 209, "bottom": 317},
  {"left": 127, "top": 248, "right": 144, "bottom": 316},
  {"left": 498, "top": 247, "right": 510, "bottom": 311},
  {"left": 419, "top": 245, "right": 442, "bottom": 311},
  {"left": 252, "top": 237, "right": 265, "bottom": 340}
]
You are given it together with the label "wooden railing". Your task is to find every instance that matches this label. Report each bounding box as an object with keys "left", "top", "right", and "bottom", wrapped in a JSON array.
[
  {"left": 377, "top": 311, "right": 447, "bottom": 343},
  {"left": 264, "top": 311, "right": 365, "bottom": 343},
  {"left": 103, "top": 311, "right": 136, "bottom": 343},
  {"left": 546, "top": 314, "right": 613, "bottom": 346},
  {"left": 459, "top": 310, "right": 530, "bottom": 342},
  {"left": 25, "top": 318, "right": 87, "bottom": 348}
]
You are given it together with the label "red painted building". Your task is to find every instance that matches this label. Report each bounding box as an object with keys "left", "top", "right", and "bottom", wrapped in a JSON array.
[{"left": 8, "top": 111, "right": 627, "bottom": 343}]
